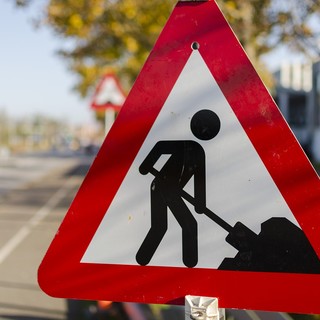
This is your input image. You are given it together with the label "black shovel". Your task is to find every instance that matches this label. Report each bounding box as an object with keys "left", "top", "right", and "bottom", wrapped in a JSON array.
[{"left": 148, "top": 167, "right": 320, "bottom": 273}]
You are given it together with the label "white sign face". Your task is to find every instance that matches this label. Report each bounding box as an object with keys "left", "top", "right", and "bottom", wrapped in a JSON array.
[
  {"left": 82, "top": 50, "right": 297, "bottom": 268},
  {"left": 39, "top": 1, "right": 320, "bottom": 312},
  {"left": 93, "top": 76, "right": 126, "bottom": 106}
]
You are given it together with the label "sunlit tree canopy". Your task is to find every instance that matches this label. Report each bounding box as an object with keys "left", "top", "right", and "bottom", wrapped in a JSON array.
[{"left": 16, "top": 0, "right": 320, "bottom": 97}]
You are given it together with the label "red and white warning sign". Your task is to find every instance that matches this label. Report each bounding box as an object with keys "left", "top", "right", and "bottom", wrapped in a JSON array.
[
  {"left": 38, "top": 0, "right": 320, "bottom": 314},
  {"left": 90, "top": 73, "right": 126, "bottom": 111}
]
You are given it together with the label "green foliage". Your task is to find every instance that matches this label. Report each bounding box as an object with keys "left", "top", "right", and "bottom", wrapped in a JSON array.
[
  {"left": 217, "top": 0, "right": 320, "bottom": 88},
  {"left": 45, "top": 0, "right": 175, "bottom": 96},
  {"left": 18, "top": 0, "right": 320, "bottom": 97},
  {"left": 290, "top": 314, "right": 320, "bottom": 320}
]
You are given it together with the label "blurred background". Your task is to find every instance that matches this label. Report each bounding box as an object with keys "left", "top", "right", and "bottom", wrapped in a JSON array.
[{"left": 0, "top": 0, "right": 320, "bottom": 319}]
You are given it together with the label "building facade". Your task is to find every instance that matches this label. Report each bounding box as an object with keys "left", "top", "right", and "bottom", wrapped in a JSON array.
[{"left": 275, "top": 60, "right": 320, "bottom": 162}]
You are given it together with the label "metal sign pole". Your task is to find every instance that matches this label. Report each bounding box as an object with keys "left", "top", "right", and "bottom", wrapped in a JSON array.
[
  {"left": 185, "top": 296, "right": 225, "bottom": 320},
  {"left": 105, "top": 108, "right": 115, "bottom": 135}
]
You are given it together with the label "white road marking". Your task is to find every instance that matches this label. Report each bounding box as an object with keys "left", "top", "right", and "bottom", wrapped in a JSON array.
[
  {"left": 246, "top": 310, "right": 261, "bottom": 320},
  {"left": 0, "top": 177, "right": 76, "bottom": 264}
]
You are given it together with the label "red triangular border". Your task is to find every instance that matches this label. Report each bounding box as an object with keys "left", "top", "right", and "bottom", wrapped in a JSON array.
[{"left": 39, "top": 0, "right": 320, "bottom": 314}]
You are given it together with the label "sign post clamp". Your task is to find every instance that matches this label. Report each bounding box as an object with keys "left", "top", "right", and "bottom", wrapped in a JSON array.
[{"left": 185, "top": 296, "right": 225, "bottom": 320}]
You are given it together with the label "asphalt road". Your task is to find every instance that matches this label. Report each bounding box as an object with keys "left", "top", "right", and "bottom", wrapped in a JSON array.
[
  {"left": 0, "top": 153, "right": 92, "bottom": 319},
  {"left": 0, "top": 152, "right": 298, "bottom": 320}
]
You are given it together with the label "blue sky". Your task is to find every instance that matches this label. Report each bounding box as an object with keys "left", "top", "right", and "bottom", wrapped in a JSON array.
[
  {"left": 0, "top": 1, "right": 307, "bottom": 126},
  {"left": 0, "top": 1, "right": 94, "bottom": 125}
]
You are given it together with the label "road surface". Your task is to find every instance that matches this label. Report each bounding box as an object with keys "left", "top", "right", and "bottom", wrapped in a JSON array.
[{"left": 0, "top": 153, "right": 92, "bottom": 319}]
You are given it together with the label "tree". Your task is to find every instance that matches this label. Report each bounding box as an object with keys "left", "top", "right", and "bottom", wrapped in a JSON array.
[
  {"left": 217, "top": 1, "right": 320, "bottom": 87},
  {"left": 17, "top": 0, "right": 320, "bottom": 97},
  {"left": 218, "top": 1, "right": 320, "bottom": 60},
  {"left": 44, "top": 0, "right": 175, "bottom": 96}
]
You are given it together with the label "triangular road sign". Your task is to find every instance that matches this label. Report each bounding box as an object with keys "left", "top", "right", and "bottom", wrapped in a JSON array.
[
  {"left": 90, "top": 73, "right": 126, "bottom": 110},
  {"left": 38, "top": 0, "right": 320, "bottom": 314}
]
